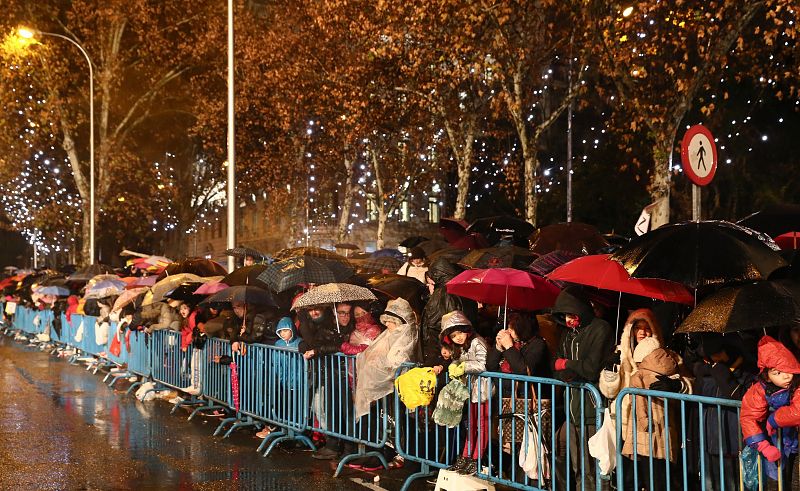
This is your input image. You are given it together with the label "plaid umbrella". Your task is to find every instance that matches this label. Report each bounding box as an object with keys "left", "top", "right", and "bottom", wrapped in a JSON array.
[
  {"left": 225, "top": 247, "right": 267, "bottom": 260},
  {"left": 222, "top": 264, "right": 270, "bottom": 288},
  {"left": 291, "top": 283, "right": 377, "bottom": 310},
  {"left": 272, "top": 247, "right": 351, "bottom": 265},
  {"left": 361, "top": 256, "right": 403, "bottom": 273},
  {"left": 257, "top": 256, "right": 354, "bottom": 292},
  {"left": 205, "top": 285, "right": 278, "bottom": 308}
]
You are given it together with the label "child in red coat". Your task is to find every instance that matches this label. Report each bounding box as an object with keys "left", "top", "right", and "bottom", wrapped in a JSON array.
[{"left": 740, "top": 336, "right": 800, "bottom": 485}]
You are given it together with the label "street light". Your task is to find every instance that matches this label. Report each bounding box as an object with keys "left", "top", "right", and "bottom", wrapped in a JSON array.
[
  {"left": 18, "top": 26, "right": 95, "bottom": 265},
  {"left": 226, "top": 0, "right": 236, "bottom": 272}
]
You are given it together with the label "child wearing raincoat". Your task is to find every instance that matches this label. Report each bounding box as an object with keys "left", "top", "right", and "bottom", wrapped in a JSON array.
[{"left": 741, "top": 336, "right": 800, "bottom": 489}]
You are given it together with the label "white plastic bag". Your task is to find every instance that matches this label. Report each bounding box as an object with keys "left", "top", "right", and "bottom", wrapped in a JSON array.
[
  {"left": 95, "top": 321, "right": 110, "bottom": 346},
  {"left": 588, "top": 407, "right": 617, "bottom": 476},
  {"left": 312, "top": 387, "right": 327, "bottom": 430},
  {"left": 75, "top": 319, "right": 84, "bottom": 343}
]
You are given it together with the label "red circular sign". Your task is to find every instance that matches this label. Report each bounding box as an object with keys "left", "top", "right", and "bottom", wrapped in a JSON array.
[{"left": 680, "top": 124, "right": 717, "bottom": 186}]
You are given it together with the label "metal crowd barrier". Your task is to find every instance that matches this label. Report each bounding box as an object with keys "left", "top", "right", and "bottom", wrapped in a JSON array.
[
  {"left": 311, "top": 352, "right": 391, "bottom": 476},
  {"left": 615, "top": 387, "right": 745, "bottom": 491},
  {"left": 149, "top": 329, "right": 193, "bottom": 392},
  {"left": 250, "top": 344, "right": 315, "bottom": 454}
]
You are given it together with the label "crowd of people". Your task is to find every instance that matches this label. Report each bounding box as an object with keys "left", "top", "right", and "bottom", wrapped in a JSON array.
[{"left": 4, "top": 237, "right": 800, "bottom": 490}]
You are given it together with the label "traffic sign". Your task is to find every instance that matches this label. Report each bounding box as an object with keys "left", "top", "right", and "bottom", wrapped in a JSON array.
[{"left": 681, "top": 124, "right": 717, "bottom": 186}]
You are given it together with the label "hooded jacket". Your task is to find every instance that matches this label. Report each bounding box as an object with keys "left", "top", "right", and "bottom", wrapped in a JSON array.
[
  {"left": 273, "top": 316, "right": 302, "bottom": 389},
  {"left": 741, "top": 336, "right": 800, "bottom": 446},
  {"left": 551, "top": 287, "right": 614, "bottom": 422},
  {"left": 230, "top": 304, "right": 278, "bottom": 345},
  {"left": 341, "top": 311, "right": 382, "bottom": 355},
  {"left": 622, "top": 347, "right": 679, "bottom": 461},
  {"left": 440, "top": 311, "right": 491, "bottom": 402},
  {"left": 421, "top": 259, "right": 478, "bottom": 364},
  {"left": 146, "top": 303, "right": 180, "bottom": 332},
  {"left": 599, "top": 309, "right": 693, "bottom": 435}
]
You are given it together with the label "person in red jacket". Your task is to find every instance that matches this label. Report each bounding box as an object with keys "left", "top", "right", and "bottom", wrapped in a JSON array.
[{"left": 741, "top": 335, "right": 800, "bottom": 486}]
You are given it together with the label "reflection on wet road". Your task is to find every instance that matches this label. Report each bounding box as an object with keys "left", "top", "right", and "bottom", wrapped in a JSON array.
[{"left": 0, "top": 338, "right": 387, "bottom": 490}]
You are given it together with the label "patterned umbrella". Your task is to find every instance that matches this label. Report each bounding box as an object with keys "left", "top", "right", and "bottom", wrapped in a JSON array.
[
  {"left": 361, "top": 256, "right": 403, "bottom": 274},
  {"left": 291, "top": 283, "right": 377, "bottom": 310},
  {"left": 225, "top": 247, "right": 267, "bottom": 260},
  {"left": 257, "top": 256, "right": 354, "bottom": 292},
  {"left": 205, "top": 285, "right": 278, "bottom": 307},
  {"left": 35, "top": 285, "right": 70, "bottom": 297},
  {"left": 529, "top": 250, "right": 584, "bottom": 288},
  {"left": 272, "top": 247, "right": 351, "bottom": 265}
]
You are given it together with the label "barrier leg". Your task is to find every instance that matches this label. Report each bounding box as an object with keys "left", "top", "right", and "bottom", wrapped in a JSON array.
[
  {"left": 171, "top": 395, "right": 205, "bottom": 415},
  {"left": 213, "top": 415, "right": 241, "bottom": 436},
  {"left": 222, "top": 416, "right": 258, "bottom": 438},
  {"left": 126, "top": 381, "right": 143, "bottom": 396},
  {"left": 334, "top": 443, "right": 388, "bottom": 478},
  {"left": 260, "top": 429, "right": 316, "bottom": 456},
  {"left": 187, "top": 400, "right": 225, "bottom": 421},
  {"left": 108, "top": 371, "right": 133, "bottom": 388}
]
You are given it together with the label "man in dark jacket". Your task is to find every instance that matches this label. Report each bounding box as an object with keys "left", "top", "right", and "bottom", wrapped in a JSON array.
[
  {"left": 229, "top": 301, "right": 279, "bottom": 352},
  {"left": 297, "top": 305, "right": 356, "bottom": 460},
  {"left": 550, "top": 286, "right": 614, "bottom": 491},
  {"left": 420, "top": 258, "right": 478, "bottom": 365}
]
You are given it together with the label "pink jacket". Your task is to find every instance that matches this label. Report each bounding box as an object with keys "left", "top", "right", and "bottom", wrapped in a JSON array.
[{"left": 340, "top": 312, "right": 382, "bottom": 355}]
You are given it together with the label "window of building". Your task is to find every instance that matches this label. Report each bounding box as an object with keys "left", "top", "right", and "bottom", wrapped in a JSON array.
[{"left": 401, "top": 200, "right": 409, "bottom": 222}]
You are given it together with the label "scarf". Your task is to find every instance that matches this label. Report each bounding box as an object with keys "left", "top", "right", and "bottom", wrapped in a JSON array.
[{"left": 500, "top": 341, "right": 524, "bottom": 373}]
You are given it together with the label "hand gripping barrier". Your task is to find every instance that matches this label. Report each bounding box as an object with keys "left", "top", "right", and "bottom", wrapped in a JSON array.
[
  {"left": 393, "top": 366, "right": 603, "bottom": 491},
  {"left": 615, "top": 387, "right": 747, "bottom": 491},
  {"left": 311, "top": 352, "right": 391, "bottom": 477}
]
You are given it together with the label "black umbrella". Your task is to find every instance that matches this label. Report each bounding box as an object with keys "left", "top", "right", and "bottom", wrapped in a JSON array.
[
  {"left": 205, "top": 285, "right": 279, "bottom": 308},
  {"left": 272, "top": 246, "right": 351, "bottom": 265},
  {"left": 225, "top": 246, "right": 267, "bottom": 260},
  {"left": 164, "top": 282, "right": 206, "bottom": 305},
  {"left": 221, "top": 264, "right": 270, "bottom": 288},
  {"left": 417, "top": 239, "right": 450, "bottom": 256},
  {"left": 530, "top": 222, "right": 609, "bottom": 255},
  {"left": 67, "top": 263, "right": 116, "bottom": 282},
  {"left": 439, "top": 218, "right": 469, "bottom": 244},
  {"left": 157, "top": 258, "right": 228, "bottom": 280},
  {"left": 676, "top": 280, "right": 800, "bottom": 333},
  {"left": 363, "top": 273, "right": 428, "bottom": 314},
  {"left": 426, "top": 246, "right": 468, "bottom": 264},
  {"left": 611, "top": 220, "right": 786, "bottom": 289},
  {"left": 361, "top": 256, "right": 403, "bottom": 273},
  {"left": 737, "top": 203, "right": 800, "bottom": 238},
  {"left": 334, "top": 243, "right": 360, "bottom": 251},
  {"left": 257, "top": 256, "right": 354, "bottom": 292},
  {"left": 458, "top": 246, "right": 537, "bottom": 269},
  {"left": 467, "top": 216, "right": 535, "bottom": 246},
  {"left": 399, "top": 236, "right": 429, "bottom": 248}
]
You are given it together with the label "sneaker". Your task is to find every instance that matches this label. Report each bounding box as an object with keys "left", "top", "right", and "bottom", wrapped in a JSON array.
[
  {"left": 388, "top": 455, "right": 404, "bottom": 469},
  {"left": 169, "top": 396, "right": 184, "bottom": 405},
  {"left": 458, "top": 459, "right": 477, "bottom": 476},
  {"left": 128, "top": 376, "right": 138, "bottom": 382},
  {"left": 447, "top": 456, "right": 468, "bottom": 473},
  {"left": 255, "top": 427, "right": 274, "bottom": 439},
  {"left": 311, "top": 446, "right": 339, "bottom": 460}
]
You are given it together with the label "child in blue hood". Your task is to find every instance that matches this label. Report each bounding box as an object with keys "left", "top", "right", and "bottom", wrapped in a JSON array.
[{"left": 258, "top": 317, "right": 304, "bottom": 439}]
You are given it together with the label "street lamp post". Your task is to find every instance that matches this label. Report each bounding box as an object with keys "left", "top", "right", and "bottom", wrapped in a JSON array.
[
  {"left": 225, "top": 0, "right": 237, "bottom": 273},
  {"left": 18, "top": 27, "right": 95, "bottom": 265}
]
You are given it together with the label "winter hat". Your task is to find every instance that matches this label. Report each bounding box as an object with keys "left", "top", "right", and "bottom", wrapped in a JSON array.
[
  {"left": 276, "top": 316, "right": 294, "bottom": 334},
  {"left": 380, "top": 298, "right": 415, "bottom": 326},
  {"left": 440, "top": 310, "right": 473, "bottom": 344},
  {"left": 410, "top": 247, "right": 426, "bottom": 260},
  {"left": 633, "top": 336, "right": 661, "bottom": 364},
  {"left": 758, "top": 335, "right": 800, "bottom": 374}
]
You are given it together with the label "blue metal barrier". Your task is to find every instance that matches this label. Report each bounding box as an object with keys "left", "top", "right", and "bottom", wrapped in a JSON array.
[
  {"left": 189, "top": 337, "right": 233, "bottom": 430},
  {"left": 149, "top": 329, "right": 193, "bottom": 391},
  {"left": 312, "top": 352, "right": 390, "bottom": 477},
  {"left": 615, "top": 387, "right": 745, "bottom": 491},
  {"left": 253, "top": 344, "right": 315, "bottom": 455}
]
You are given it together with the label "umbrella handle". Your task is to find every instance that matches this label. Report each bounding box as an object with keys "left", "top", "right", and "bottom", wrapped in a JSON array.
[{"left": 503, "top": 283, "right": 508, "bottom": 330}]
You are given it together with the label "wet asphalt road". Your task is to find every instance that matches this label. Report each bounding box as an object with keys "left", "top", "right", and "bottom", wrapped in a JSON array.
[{"left": 0, "top": 336, "right": 423, "bottom": 491}]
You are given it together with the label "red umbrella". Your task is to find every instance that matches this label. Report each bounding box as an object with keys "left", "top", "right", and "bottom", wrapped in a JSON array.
[
  {"left": 775, "top": 232, "right": 800, "bottom": 250},
  {"left": 446, "top": 268, "right": 560, "bottom": 313},
  {"left": 547, "top": 254, "right": 694, "bottom": 305}
]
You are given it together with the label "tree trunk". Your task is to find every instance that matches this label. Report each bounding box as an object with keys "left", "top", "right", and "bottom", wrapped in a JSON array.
[
  {"left": 523, "top": 148, "right": 539, "bottom": 226},
  {"left": 370, "top": 150, "right": 387, "bottom": 249},
  {"left": 336, "top": 153, "right": 355, "bottom": 243},
  {"left": 443, "top": 116, "right": 476, "bottom": 220},
  {"left": 61, "top": 121, "right": 91, "bottom": 265},
  {"left": 376, "top": 207, "right": 387, "bottom": 250},
  {"left": 648, "top": 130, "right": 676, "bottom": 229}
]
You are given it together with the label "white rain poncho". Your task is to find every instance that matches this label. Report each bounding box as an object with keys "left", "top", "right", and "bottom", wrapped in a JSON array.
[{"left": 353, "top": 298, "right": 418, "bottom": 419}]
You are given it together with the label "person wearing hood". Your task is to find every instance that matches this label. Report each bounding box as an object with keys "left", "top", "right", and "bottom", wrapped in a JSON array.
[
  {"left": 600, "top": 309, "right": 692, "bottom": 437},
  {"left": 145, "top": 299, "right": 181, "bottom": 333},
  {"left": 621, "top": 337, "right": 680, "bottom": 490},
  {"left": 397, "top": 247, "right": 428, "bottom": 284},
  {"left": 741, "top": 336, "right": 800, "bottom": 488},
  {"left": 340, "top": 305, "right": 382, "bottom": 355},
  {"left": 420, "top": 258, "right": 478, "bottom": 365},
  {"left": 347, "top": 299, "right": 418, "bottom": 471},
  {"left": 550, "top": 286, "right": 614, "bottom": 491},
  {"left": 441, "top": 311, "right": 491, "bottom": 476}
]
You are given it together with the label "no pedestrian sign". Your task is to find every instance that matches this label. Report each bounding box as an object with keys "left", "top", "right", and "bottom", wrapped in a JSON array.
[{"left": 681, "top": 124, "right": 717, "bottom": 186}]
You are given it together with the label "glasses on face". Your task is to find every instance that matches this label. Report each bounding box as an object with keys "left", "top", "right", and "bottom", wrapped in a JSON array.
[{"left": 336, "top": 310, "right": 351, "bottom": 316}]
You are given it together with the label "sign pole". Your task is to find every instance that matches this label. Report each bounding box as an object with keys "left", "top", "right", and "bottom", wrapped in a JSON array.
[{"left": 692, "top": 184, "right": 701, "bottom": 221}]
